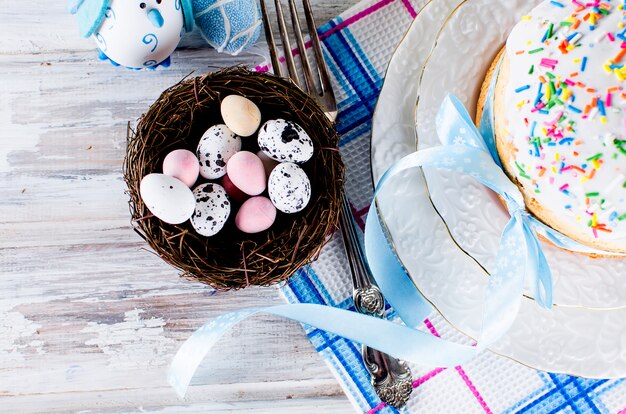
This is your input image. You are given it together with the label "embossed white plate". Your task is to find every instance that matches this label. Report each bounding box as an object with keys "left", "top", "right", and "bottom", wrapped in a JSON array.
[
  {"left": 371, "top": 0, "right": 626, "bottom": 377},
  {"left": 415, "top": 0, "right": 626, "bottom": 310}
]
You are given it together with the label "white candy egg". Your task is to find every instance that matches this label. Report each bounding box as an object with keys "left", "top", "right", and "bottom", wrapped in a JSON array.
[
  {"left": 197, "top": 124, "right": 242, "bottom": 179},
  {"left": 140, "top": 173, "right": 195, "bottom": 224},
  {"left": 268, "top": 163, "right": 311, "bottom": 214},
  {"left": 190, "top": 183, "right": 231, "bottom": 237},
  {"left": 221, "top": 95, "right": 262, "bottom": 137},
  {"left": 92, "top": 0, "right": 184, "bottom": 69},
  {"left": 258, "top": 119, "right": 314, "bottom": 164}
]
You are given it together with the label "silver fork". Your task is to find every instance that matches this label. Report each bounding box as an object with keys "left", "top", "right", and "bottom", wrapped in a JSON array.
[{"left": 260, "top": 0, "right": 413, "bottom": 408}]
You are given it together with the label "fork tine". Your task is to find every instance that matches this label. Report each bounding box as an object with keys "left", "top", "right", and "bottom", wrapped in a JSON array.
[
  {"left": 287, "top": 0, "right": 317, "bottom": 94},
  {"left": 273, "top": 0, "right": 301, "bottom": 86},
  {"left": 302, "top": 0, "right": 334, "bottom": 98},
  {"left": 259, "top": 0, "right": 281, "bottom": 77}
]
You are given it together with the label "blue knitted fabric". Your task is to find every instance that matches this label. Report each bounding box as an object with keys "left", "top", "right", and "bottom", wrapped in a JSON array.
[{"left": 193, "top": 0, "right": 262, "bottom": 54}]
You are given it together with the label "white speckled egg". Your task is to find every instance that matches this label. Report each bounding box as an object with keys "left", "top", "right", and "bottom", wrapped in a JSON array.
[
  {"left": 268, "top": 163, "right": 311, "bottom": 214},
  {"left": 140, "top": 173, "right": 195, "bottom": 224},
  {"left": 258, "top": 119, "right": 314, "bottom": 163},
  {"left": 197, "top": 124, "right": 242, "bottom": 179},
  {"left": 190, "top": 183, "right": 231, "bottom": 237},
  {"left": 221, "top": 95, "right": 262, "bottom": 137}
]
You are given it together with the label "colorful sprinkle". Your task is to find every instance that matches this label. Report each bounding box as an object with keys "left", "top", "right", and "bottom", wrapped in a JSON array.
[{"left": 505, "top": 0, "right": 625, "bottom": 242}]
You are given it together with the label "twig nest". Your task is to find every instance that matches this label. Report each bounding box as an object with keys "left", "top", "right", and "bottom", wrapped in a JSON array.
[{"left": 124, "top": 68, "right": 344, "bottom": 290}]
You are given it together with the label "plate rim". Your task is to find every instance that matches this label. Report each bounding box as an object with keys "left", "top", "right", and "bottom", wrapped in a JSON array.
[
  {"left": 373, "top": 0, "right": 626, "bottom": 311},
  {"left": 414, "top": 0, "right": 626, "bottom": 309}
]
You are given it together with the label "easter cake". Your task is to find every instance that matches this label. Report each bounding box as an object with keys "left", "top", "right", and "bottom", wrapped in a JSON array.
[{"left": 478, "top": 0, "right": 626, "bottom": 254}]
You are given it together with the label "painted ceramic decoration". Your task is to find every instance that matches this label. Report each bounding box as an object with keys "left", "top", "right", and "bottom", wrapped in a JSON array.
[
  {"left": 69, "top": 0, "right": 194, "bottom": 69},
  {"left": 69, "top": 0, "right": 262, "bottom": 69}
]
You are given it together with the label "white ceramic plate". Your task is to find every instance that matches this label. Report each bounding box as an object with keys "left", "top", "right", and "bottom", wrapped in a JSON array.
[
  {"left": 371, "top": 0, "right": 626, "bottom": 377},
  {"left": 371, "top": 0, "right": 464, "bottom": 178},
  {"left": 415, "top": 0, "right": 626, "bottom": 310}
]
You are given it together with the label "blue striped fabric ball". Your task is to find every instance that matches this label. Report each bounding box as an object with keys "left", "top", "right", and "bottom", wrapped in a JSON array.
[{"left": 193, "top": 0, "right": 262, "bottom": 55}]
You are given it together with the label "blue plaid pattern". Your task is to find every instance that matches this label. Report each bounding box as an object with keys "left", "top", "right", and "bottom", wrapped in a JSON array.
[
  {"left": 276, "top": 0, "right": 626, "bottom": 412},
  {"left": 504, "top": 374, "right": 624, "bottom": 414}
]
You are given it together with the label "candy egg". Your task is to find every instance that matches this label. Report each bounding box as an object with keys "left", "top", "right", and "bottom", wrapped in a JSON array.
[
  {"left": 268, "top": 163, "right": 311, "bottom": 214},
  {"left": 256, "top": 150, "right": 279, "bottom": 177},
  {"left": 221, "top": 174, "right": 249, "bottom": 204},
  {"left": 197, "top": 124, "right": 242, "bottom": 179},
  {"left": 258, "top": 119, "right": 314, "bottom": 163},
  {"left": 226, "top": 151, "right": 266, "bottom": 196},
  {"left": 190, "top": 183, "right": 231, "bottom": 237},
  {"left": 235, "top": 196, "right": 277, "bottom": 234},
  {"left": 220, "top": 95, "right": 262, "bottom": 137},
  {"left": 162, "top": 149, "right": 200, "bottom": 188},
  {"left": 140, "top": 174, "right": 195, "bottom": 224}
]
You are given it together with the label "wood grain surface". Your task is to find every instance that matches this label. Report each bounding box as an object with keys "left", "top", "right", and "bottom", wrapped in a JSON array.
[{"left": 0, "top": 1, "right": 358, "bottom": 412}]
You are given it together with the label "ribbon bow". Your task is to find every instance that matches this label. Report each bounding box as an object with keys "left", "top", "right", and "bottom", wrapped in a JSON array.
[{"left": 365, "top": 93, "right": 554, "bottom": 318}]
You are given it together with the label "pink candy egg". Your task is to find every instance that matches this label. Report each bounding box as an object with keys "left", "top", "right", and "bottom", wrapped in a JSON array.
[
  {"left": 162, "top": 149, "right": 200, "bottom": 188},
  {"left": 235, "top": 196, "right": 277, "bottom": 233},
  {"left": 226, "top": 151, "right": 266, "bottom": 196},
  {"left": 221, "top": 174, "right": 249, "bottom": 204}
]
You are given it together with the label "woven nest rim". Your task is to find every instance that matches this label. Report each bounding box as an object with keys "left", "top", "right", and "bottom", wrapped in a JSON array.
[{"left": 124, "top": 67, "right": 344, "bottom": 290}]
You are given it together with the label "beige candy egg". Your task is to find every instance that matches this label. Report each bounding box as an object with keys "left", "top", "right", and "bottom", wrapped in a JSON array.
[{"left": 220, "top": 95, "right": 262, "bottom": 137}]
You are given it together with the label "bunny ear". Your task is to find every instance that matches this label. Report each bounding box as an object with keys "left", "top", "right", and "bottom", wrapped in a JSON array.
[{"left": 68, "top": 0, "right": 111, "bottom": 38}]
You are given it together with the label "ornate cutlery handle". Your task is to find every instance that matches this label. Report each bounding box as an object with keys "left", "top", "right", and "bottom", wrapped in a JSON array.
[{"left": 339, "top": 196, "right": 413, "bottom": 408}]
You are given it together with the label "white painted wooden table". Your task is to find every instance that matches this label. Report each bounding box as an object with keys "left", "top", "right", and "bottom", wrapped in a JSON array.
[{"left": 0, "top": 1, "right": 359, "bottom": 412}]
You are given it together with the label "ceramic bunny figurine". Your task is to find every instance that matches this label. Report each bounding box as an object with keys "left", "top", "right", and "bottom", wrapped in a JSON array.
[{"left": 69, "top": 0, "right": 262, "bottom": 70}]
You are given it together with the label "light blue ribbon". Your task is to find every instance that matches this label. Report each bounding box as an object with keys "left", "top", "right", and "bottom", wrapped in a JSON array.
[
  {"left": 168, "top": 98, "right": 543, "bottom": 398},
  {"left": 366, "top": 93, "right": 553, "bottom": 312},
  {"left": 167, "top": 62, "right": 622, "bottom": 398}
]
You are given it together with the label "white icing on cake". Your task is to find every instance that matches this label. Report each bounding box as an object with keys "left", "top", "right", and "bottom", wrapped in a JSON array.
[{"left": 505, "top": 0, "right": 626, "bottom": 249}]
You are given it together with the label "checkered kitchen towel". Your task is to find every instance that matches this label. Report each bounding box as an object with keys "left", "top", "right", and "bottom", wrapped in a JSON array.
[{"left": 257, "top": 0, "right": 626, "bottom": 412}]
